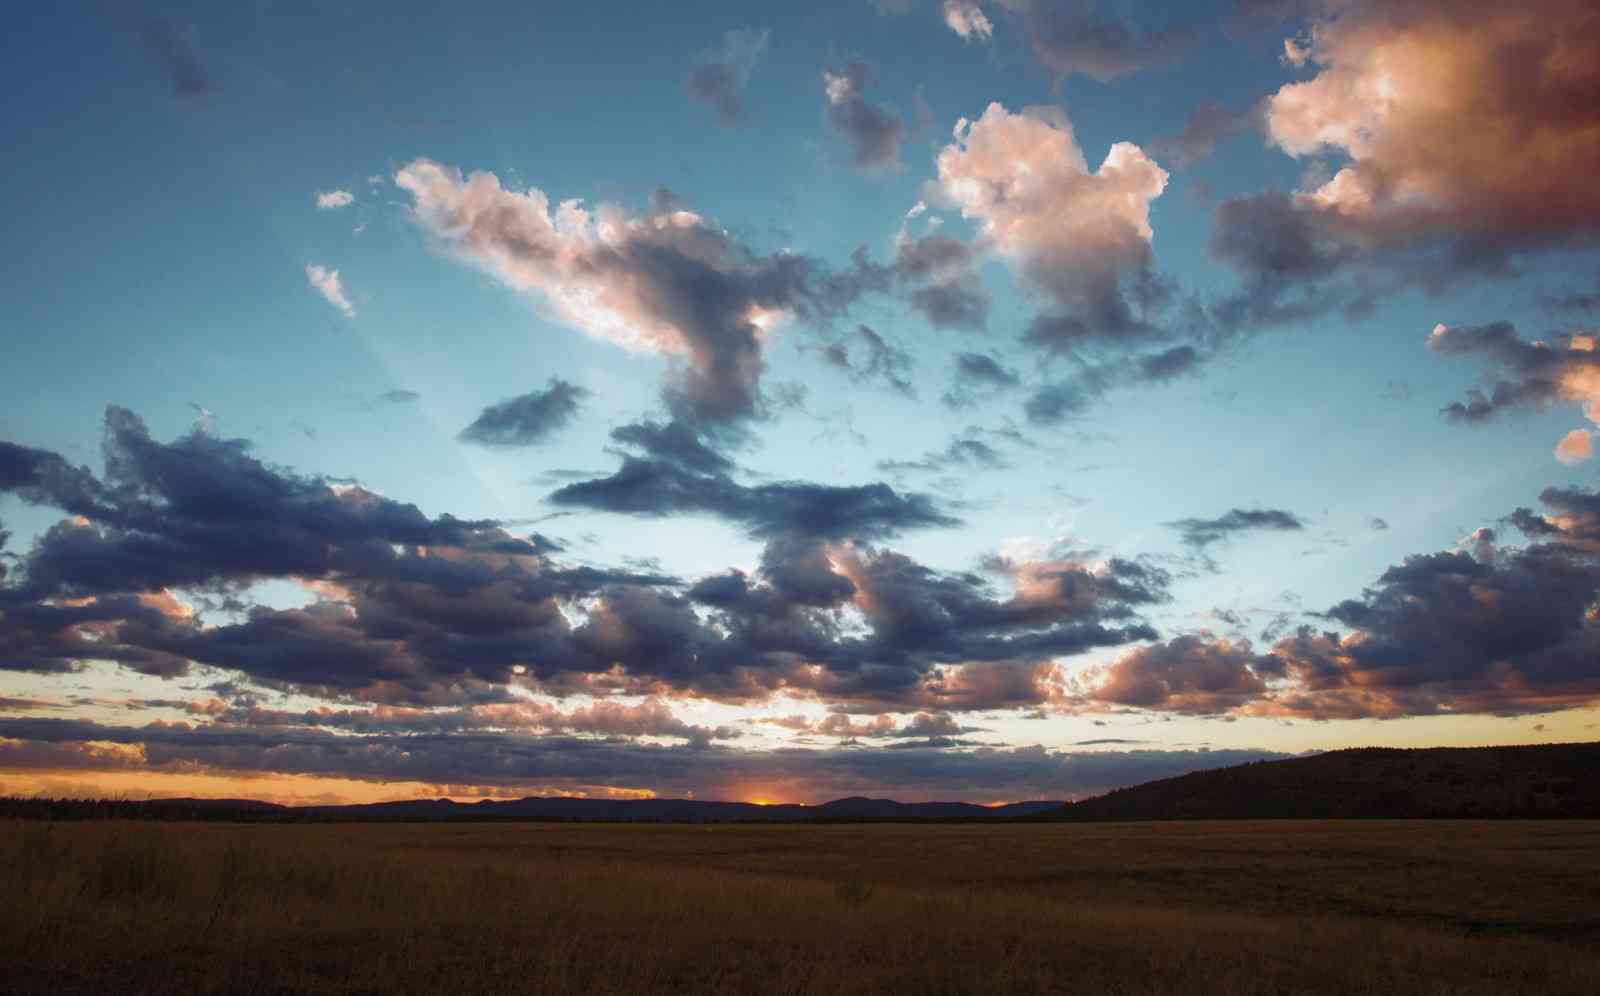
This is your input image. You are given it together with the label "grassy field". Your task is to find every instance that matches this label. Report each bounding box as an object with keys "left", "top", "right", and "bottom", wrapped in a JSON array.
[{"left": 4, "top": 819, "right": 1599, "bottom": 994}]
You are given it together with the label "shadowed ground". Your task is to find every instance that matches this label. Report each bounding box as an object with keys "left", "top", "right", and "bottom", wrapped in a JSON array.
[{"left": 4, "top": 819, "right": 1598, "bottom": 994}]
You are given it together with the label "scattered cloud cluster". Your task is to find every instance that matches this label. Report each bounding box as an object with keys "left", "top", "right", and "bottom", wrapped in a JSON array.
[
  {"left": 686, "top": 28, "right": 770, "bottom": 127},
  {"left": 1429, "top": 321, "right": 1600, "bottom": 463},
  {"left": 821, "top": 60, "right": 903, "bottom": 173},
  {"left": 818, "top": 325, "right": 916, "bottom": 396},
  {"left": 1070, "top": 487, "right": 1600, "bottom": 719},
  {"left": 0, "top": 408, "right": 1156, "bottom": 713}
]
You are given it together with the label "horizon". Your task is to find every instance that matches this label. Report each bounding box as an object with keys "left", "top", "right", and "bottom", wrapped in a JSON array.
[{"left": 4, "top": 0, "right": 1600, "bottom": 807}]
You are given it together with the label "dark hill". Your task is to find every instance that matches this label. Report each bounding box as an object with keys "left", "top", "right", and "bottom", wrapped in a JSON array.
[{"left": 1057, "top": 742, "right": 1600, "bottom": 820}]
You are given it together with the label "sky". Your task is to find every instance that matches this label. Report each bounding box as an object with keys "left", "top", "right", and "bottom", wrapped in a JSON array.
[{"left": 3, "top": 0, "right": 1600, "bottom": 805}]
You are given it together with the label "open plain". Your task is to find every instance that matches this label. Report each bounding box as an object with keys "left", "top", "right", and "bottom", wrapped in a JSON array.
[{"left": 5, "top": 818, "right": 1598, "bottom": 995}]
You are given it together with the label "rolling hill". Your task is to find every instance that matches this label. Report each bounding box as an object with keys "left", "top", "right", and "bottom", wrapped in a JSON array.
[
  {"left": 1056, "top": 742, "right": 1600, "bottom": 820},
  {"left": 0, "top": 794, "right": 1064, "bottom": 823}
]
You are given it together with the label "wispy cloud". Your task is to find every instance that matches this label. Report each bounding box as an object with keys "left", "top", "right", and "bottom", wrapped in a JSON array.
[{"left": 305, "top": 264, "right": 355, "bottom": 318}]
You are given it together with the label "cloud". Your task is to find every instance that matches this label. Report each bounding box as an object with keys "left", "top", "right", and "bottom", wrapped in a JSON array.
[
  {"left": 1212, "top": 0, "right": 1600, "bottom": 321},
  {"left": 1148, "top": 101, "right": 1258, "bottom": 169},
  {"left": 141, "top": 19, "right": 210, "bottom": 98},
  {"left": 819, "top": 325, "right": 916, "bottom": 396},
  {"left": 822, "top": 61, "right": 903, "bottom": 173},
  {"left": 1076, "top": 634, "right": 1270, "bottom": 715},
  {"left": 1263, "top": 1, "right": 1600, "bottom": 239},
  {"left": 316, "top": 190, "right": 354, "bottom": 210},
  {"left": 548, "top": 427, "right": 959, "bottom": 541},
  {"left": 936, "top": 103, "right": 1168, "bottom": 346},
  {"left": 1556, "top": 429, "right": 1594, "bottom": 466},
  {"left": 1431, "top": 322, "right": 1600, "bottom": 423},
  {"left": 1070, "top": 486, "right": 1600, "bottom": 720},
  {"left": 0, "top": 407, "right": 626, "bottom": 697},
  {"left": 1024, "top": 346, "right": 1201, "bottom": 424},
  {"left": 686, "top": 28, "right": 770, "bottom": 127},
  {"left": 992, "top": 1, "right": 1197, "bottom": 82},
  {"left": 877, "top": 432, "right": 1008, "bottom": 475},
  {"left": 943, "top": 1, "right": 994, "bottom": 40},
  {"left": 0, "top": 715, "right": 1283, "bottom": 802},
  {"left": 0, "top": 409, "right": 1173, "bottom": 720},
  {"left": 1429, "top": 321, "right": 1600, "bottom": 460},
  {"left": 942, "top": 352, "right": 1020, "bottom": 409},
  {"left": 893, "top": 230, "right": 990, "bottom": 331},
  {"left": 1166, "top": 508, "right": 1305, "bottom": 550},
  {"left": 1549, "top": 277, "right": 1600, "bottom": 314},
  {"left": 459, "top": 379, "right": 589, "bottom": 447},
  {"left": 396, "top": 161, "right": 885, "bottom": 427},
  {"left": 1261, "top": 507, "right": 1600, "bottom": 718},
  {"left": 305, "top": 264, "right": 355, "bottom": 318}
]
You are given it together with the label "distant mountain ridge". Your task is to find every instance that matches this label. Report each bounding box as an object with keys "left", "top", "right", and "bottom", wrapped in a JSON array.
[
  {"left": 0, "top": 793, "right": 1064, "bottom": 823},
  {"left": 1057, "top": 742, "right": 1600, "bottom": 820}
]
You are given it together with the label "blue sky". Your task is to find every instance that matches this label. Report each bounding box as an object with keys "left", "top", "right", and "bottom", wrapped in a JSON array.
[{"left": 2, "top": 0, "right": 1599, "bottom": 803}]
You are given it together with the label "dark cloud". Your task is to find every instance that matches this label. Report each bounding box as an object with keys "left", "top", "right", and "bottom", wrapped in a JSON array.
[
  {"left": 821, "top": 60, "right": 903, "bottom": 172},
  {"left": 458, "top": 379, "right": 589, "bottom": 447},
  {"left": 0, "top": 407, "right": 661, "bottom": 699},
  {"left": 0, "top": 715, "right": 1282, "bottom": 802},
  {"left": 877, "top": 433, "right": 1008, "bottom": 475},
  {"left": 1074, "top": 486, "right": 1600, "bottom": 720},
  {"left": 1167, "top": 508, "right": 1305, "bottom": 550},
  {"left": 0, "top": 409, "right": 1175, "bottom": 723},
  {"left": 996, "top": 1, "right": 1198, "bottom": 82},
  {"left": 675, "top": 537, "right": 1168, "bottom": 709},
  {"left": 548, "top": 453, "right": 958, "bottom": 541},
  {"left": 1024, "top": 345, "right": 1204, "bottom": 425},
  {"left": 199, "top": 697, "right": 740, "bottom": 747},
  {"left": 1506, "top": 487, "right": 1600, "bottom": 552},
  {"left": 1427, "top": 321, "right": 1600, "bottom": 424},
  {"left": 819, "top": 325, "right": 915, "bottom": 397},
  {"left": 1148, "top": 100, "right": 1259, "bottom": 169},
  {"left": 608, "top": 419, "right": 734, "bottom": 475},
  {"left": 942, "top": 352, "right": 1020, "bottom": 410},
  {"left": 1137, "top": 345, "right": 1201, "bottom": 381},
  {"left": 1548, "top": 277, "right": 1600, "bottom": 314},
  {"left": 141, "top": 19, "right": 210, "bottom": 98},
  {"left": 686, "top": 28, "right": 770, "bottom": 127},
  {"left": 1266, "top": 518, "right": 1600, "bottom": 718},
  {"left": 893, "top": 234, "right": 989, "bottom": 331},
  {"left": 0, "top": 407, "right": 535, "bottom": 601}
]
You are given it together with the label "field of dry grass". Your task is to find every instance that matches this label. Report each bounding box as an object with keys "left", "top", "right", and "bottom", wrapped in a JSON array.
[{"left": 4, "top": 819, "right": 1599, "bottom": 994}]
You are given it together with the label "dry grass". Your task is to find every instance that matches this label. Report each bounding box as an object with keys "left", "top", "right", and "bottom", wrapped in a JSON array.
[{"left": 4, "top": 819, "right": 1598, "bottom": 994}]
